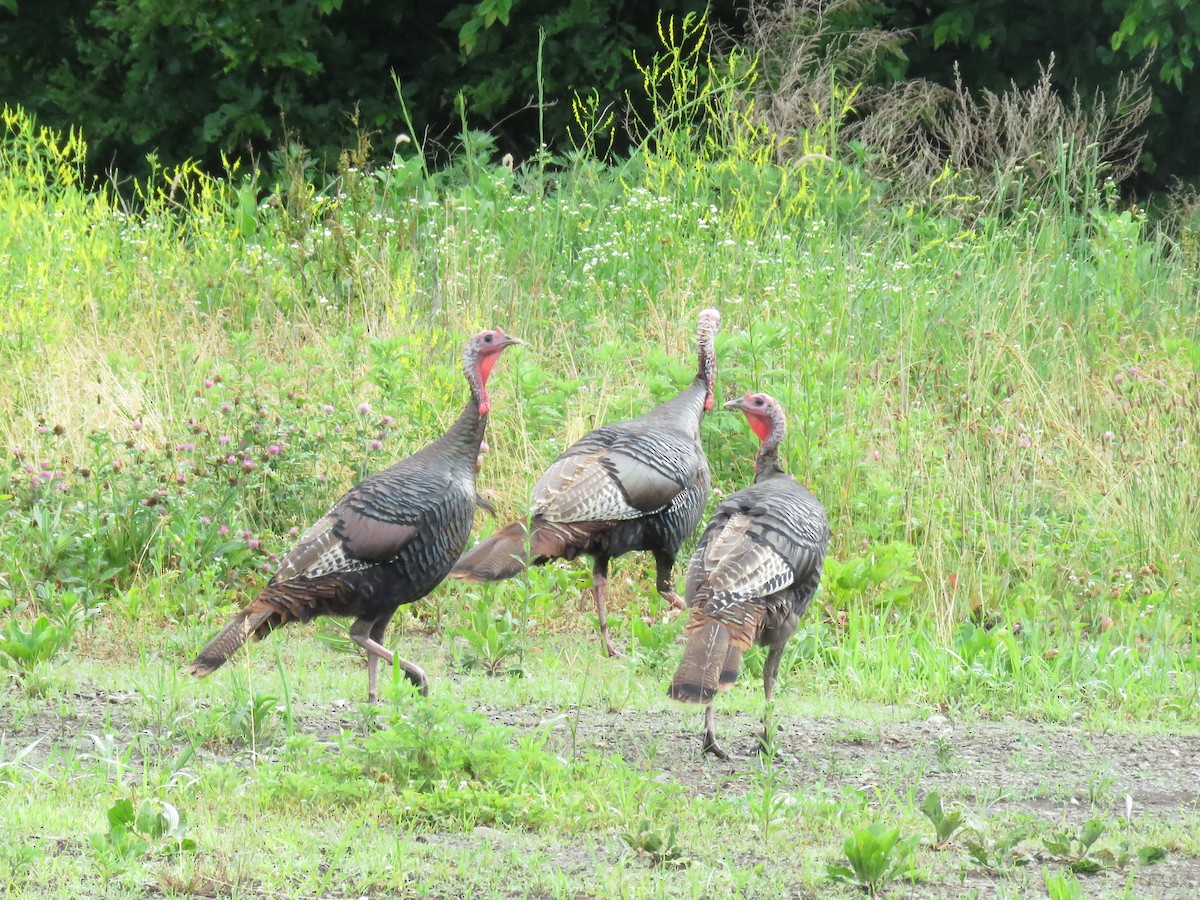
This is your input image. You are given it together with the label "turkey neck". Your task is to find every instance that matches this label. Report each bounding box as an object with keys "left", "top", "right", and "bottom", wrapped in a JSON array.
[
  {"left": 754, "top": 442, "right": 786, "bottom": 481},
  {"left": 427, "top": 395, "right": 489, "bottom": 470},
  {"left": 650, "top": 310, "right": 716, "bottom": 431},
  {"left": 753, "top": 412, "right": 786, "bottom": 480},
  {"left": 649, "top": 376, "right": 709, "bottom": 435}
]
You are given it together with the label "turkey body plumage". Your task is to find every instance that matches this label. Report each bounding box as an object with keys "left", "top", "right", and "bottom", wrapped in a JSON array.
[
  {"left": 184, "top": 329, "right": 520, "bottom": 701},
  {"left": 668, "top": 392, "right": 829, "bottom": 758},
  {"left": 451, "top": 309, "right": 720, "bottom": 657},
  {"left": 524, "top": 391, "right": 712, "bottom": 567}
]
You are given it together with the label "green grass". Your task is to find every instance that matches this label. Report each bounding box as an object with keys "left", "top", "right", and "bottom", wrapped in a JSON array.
[
  {"left": 1, "top": 34, "right": 1199, "bottom": 896},
  {"left": 3, "top": 632, "right": 1197, "bottom": 897}
]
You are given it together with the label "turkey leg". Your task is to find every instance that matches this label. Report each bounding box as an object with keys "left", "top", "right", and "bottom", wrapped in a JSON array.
[
  {"left": 653, "top": 550, "right": 687, "bottom": 611},
  {"left": 591, "top": 556, "right": 625, "bottom": 658},
  {"left": 757, "top": 640, "right": 786, "bottom": 754},
  {"left": 352, "top": 618, "right": 429, "bottom": 702}
]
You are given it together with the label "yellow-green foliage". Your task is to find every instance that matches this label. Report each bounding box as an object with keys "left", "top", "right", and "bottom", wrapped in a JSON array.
[
  {"left": 1, "top": 108, "right": 116, "bottom": 354},
  {"left": 627, "top": 12, "right": 868, "bottom": 238}
]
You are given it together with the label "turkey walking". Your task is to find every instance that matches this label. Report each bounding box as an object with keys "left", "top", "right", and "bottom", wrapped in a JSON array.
[
  {"left": 183, "top": 328, "right": 522, "bottom": 701},
  {"left": 668, "top": 391, "right": 828, "bottom": 759},
  {"left": 451, "top": 309, "right": 720, "bottom": 657}
]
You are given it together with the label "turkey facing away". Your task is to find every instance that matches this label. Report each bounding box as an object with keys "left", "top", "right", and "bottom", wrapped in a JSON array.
[
  {"left": 183, "top": 329, "right": 522, "bottom": 702},
  {"left": 451, "top": 309, "right": 720, "bottom": 658},
  {"left": 668, "top": 391, "right": 829, "bottom": 759}
]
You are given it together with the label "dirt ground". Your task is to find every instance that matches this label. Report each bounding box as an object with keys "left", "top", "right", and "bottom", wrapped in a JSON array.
[{"left": 5, "top": 678, "right": 1200, "bottom": 898}]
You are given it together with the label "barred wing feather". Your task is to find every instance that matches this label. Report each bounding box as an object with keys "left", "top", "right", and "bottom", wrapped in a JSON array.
[
  {"left": 531, "top": 436, "right": 697, "bottom": 524},
  {"left": 694, "top": 511, "right": 795, "bottom": 614}
]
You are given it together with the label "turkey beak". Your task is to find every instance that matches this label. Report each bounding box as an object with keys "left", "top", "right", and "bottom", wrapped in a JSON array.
[
  {"left": 723, "top": 391, "right": 754, "bottom": 412},
  {"left": 496, "top": 332, "right": 524, "bottom": 349}
]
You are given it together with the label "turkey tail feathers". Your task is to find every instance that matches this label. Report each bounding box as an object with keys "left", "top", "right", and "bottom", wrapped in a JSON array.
[
  {"left": 182, "top": 606, "right": 276, "bottom": 678},
  {"left": 449, "top": 520, "right": 530, "bottom": 582},
  {"left": 668, "top": 617, "right": 742, "bottom": 704}
]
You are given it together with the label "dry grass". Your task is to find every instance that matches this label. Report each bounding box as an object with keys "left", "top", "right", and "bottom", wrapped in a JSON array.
[
  {"left": 855, "top": 59, "right": 1152, "bottom": 205},
  {"left": 742, "top": 0, "right": 1153, "bottom": 208}
]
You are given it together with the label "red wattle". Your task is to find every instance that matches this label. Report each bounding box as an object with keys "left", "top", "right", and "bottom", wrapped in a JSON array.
[
  {"left": 746, "top": 413, "right": 771, "bottom": 443},
  {"left": 478, "top": 352, "right": 499, "bottom": 386}
]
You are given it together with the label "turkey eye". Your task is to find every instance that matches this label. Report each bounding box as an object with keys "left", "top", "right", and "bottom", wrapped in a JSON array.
[
  {"left": 484, "top": 334, "right": 494, "bottom": 343},
  {"left": 754, "top": 398, "right": 763, "bottom": 406}
]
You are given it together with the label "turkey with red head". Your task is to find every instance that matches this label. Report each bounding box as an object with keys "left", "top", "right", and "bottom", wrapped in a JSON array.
[
  {"left": 668, "top": 391, "right": 828, "bottom": 759},
  {"left": 183, "top": 328, "right": 522, "bottom": 701},
  {"left": 451, "top": 309, "right": 720, "bottom": 657}
]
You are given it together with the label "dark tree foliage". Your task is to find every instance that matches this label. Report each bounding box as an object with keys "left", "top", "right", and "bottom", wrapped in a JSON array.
[
  {"left": 0, "top": 0, "right": 741, "bottom": 179},
  {"left": 884, "top": 0, "right": 1200, "bottom": 189},
  {"left": 0, "top": 0, "right": 1196, "bottom": 189}
]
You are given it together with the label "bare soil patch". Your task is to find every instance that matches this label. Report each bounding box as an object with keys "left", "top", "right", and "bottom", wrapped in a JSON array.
[{"left": 4, "top": 669, "right": 1199, "bottom": 898}]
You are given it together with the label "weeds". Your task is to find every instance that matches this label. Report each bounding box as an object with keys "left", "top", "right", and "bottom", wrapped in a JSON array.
[
  {"left": 1038, "top": 818, "right": 1167, "bottom": 874},
  {"left": 919, "top": 792, "right": 967, "bottom": 850},
  {"left": 0, "top": 615, "right": 73, "bottom": 675},
  {"left": 965, "top": 820, "right": 1036, "bottom": 874},
  {"left": 89, "top": 797, "right": 195, "bottom": 883},
  {"left": 0, "top": 735, "right": 43, "bottom": 788},
  {"left": 361, "top": 692, "right": 554, "bottom": 794},
  {"left": 828, "top": 822, "right": 921, "bottom": 895},
  {"left": 450, "top": 594, "right": 525, "bottom": 677},
  {"left": 628, "top": 610, "right": 684, "bottom": 673},
  {"left": 745, "top": 729, "right": 792, "bottom": 840},
  {"left": 620, "top": 819, "right": 688, "bottom": 866},
  {"left": 1044, "top": 873, "right": 1087, "bottom": 900},
  {"left": 221, "top": 679, "right": 280, "bottom": 748}
]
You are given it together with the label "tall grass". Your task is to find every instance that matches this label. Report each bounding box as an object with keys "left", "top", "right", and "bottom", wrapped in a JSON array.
[{"left": 0, "top": 14, "right": 1197, "bottom": 725}]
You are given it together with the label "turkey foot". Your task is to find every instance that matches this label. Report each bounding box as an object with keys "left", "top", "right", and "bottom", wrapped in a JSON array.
[
  {"left": 702, "top": 704, "right": 729, "bottom": 760},
  {"left": 702, "top": 734, "right": 730, "bottom": 760},
  {"left": 663, "top": 590, "right": 687, "bottom": 611},
  {"left": 653, "top": 553, "right": 687, "bottom": 612}
]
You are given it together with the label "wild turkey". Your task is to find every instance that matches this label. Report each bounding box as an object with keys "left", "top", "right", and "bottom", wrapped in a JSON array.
[
  {"left": 668, "top": 391, "right": 829, "bottom": 759},
  {"left": 451, "top": 309, "right": 720, "bottom": 657},
  {"left": 183, "top": 329, "right": 522, "bottom": 701}
]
